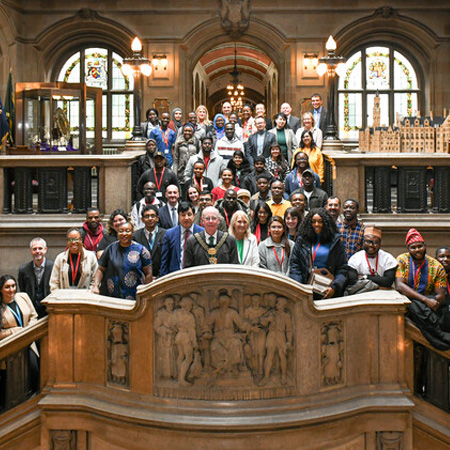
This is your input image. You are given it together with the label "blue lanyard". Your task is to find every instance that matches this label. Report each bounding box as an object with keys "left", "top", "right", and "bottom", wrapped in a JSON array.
[{"left": 7, "top": 303, "right": 23, "bottom": 327}]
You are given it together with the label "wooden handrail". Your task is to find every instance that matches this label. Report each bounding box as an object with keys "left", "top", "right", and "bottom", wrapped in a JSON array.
[
  {"left": 405, "top": 319, "right": 450, "bottom": 360},
  {"left": 0, "top": 317, "right": 48, "bottom": 361}
]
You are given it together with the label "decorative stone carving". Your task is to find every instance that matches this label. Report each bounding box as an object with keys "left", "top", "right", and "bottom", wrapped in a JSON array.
[
  {"left": 376, "top": 431, "right": 404, "bottom": 449},
  {"left": 375, "top": 6, "right": 396, "bottom": 19},
  {"left": 321, "top": 321, "right": 344, "bottom": 387},
  {"left": 50, "top": 430, "right": 77, "bottom": 450},
  {"left": 107, "top": 321, "right": 129, "bottom": 388},
  {"left": 220, "top": 0, "right": 250, "bottom": 38},
  {"left": 77, "top": 8, "right": 100, "bottom": 20},
  {"left": 154, "top": 289, "right": 295, "bottom": 400}
]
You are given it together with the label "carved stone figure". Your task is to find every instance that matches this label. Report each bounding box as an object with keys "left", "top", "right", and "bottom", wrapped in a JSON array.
[
  {"left": 206, "top": 290, "right": 253, "bottom": 375},
  {"left": 154, "top": 296, "right": 177, "bottom": 380},
  {"left": 190, "top": 292, "right": 212, "bottom": 371},
  {"left": 243, "top": 294, "right": 267, "bottom": 378},
  {"left": 321, "top": 322, "right": 344, "bottom": 387},
  {"left": 220, "top": 0, "right": 250, "bottom": 37},
  {"left": 170, "top": 296, "right": 198, "bottom": 386},
  {"left": 107, "top": 321, "right": 129, "bottom": 386},
  {"left": 260, "top": 297, "right": 293, "bottom": 386}
]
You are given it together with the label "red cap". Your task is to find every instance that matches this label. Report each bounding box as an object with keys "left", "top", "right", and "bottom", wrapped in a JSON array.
[{"left": 405, "top": 228, "right": 424, "bottom": 246}]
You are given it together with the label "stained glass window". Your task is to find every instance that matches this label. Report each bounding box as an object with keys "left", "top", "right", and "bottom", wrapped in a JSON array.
[
  {"left": 338, "top": 45, "right": 420, "bottom": 140},
  {"left": 57, "top": 47, "right": 133, "bottom": 141}
]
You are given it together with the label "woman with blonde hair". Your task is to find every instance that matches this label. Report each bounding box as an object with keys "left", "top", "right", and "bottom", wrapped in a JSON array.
[
  {"left": 295, "top": 111, "right": 323, "bottom": 150},
  {"left": 229, "top": 210, "right": 259, "bottom": 267}
]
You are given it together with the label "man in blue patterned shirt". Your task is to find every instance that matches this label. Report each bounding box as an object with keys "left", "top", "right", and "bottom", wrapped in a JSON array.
[{"left": 338, "top": 199, "right": 365, "bottom": 261}]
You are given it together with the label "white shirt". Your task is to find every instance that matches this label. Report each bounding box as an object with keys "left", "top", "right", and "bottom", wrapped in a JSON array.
[
  {"left": 205, "top": 230, "right": 219, "bottom": 246},
  {"left": 348, "top": 249, "right": 398, "bottom": 276}
]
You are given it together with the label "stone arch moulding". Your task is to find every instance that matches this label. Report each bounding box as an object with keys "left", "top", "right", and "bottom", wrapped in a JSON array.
[
  {"left": 34, "top": 9, "right": 135, "bottom": 81},
  {"left": 335, "top": 8, "right": 437, "bottom": 69},
  {"left": 335, "top": 8, "right": 437, "bottom": 114},
  {"left": 180, "top": 17, "right": 288, "bottom": 112}
]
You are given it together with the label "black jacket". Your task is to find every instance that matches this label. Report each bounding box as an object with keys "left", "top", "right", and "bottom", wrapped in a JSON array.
[
  {"left": 289, "top": 233, "right": 348, "bottom": 297},
  {"left": 133, "top": 228, "right": 166, "bottom": 278},
  {"left": 136, "top": 168, "right": 179, "bottom": 202},
  {"left": 245, "top": 131, "right": 277, "bottom": 166},
  {"left": 184, "top": 231, "right": 239, "bottom": 268},
  {"left": 18, "top": 259, "right": 54, "bottom": 318}
]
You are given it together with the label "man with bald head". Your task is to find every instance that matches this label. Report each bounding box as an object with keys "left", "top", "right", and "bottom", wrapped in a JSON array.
[
  {"left": 280, "top": 102, "right": 301, "bottom": 133},
  {"left": 184, "top": 206, "right": 239, "bottom": 267}
]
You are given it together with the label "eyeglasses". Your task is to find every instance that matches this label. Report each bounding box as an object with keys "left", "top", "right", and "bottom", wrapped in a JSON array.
[
  {"left": 203, "top": 216, "right": 219, "bottom": 222},
  {"left": 363, "top": 239, "right": 378, "bottom": 246}
]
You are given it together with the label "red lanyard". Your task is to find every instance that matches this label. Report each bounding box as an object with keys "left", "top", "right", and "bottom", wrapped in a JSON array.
[
  {"left": 364, "top": 252, "right": 378, "bottom": 276},
  {"left": 272, "top": 246, "right": 285, "bottom": 270},
  {"left": 224, "top": 209, "right": 230, "bottom": 227},
  {"left": 447, "top": 278, "right": 450, "bottom": 297},
  {"left": 153, "top": 167, "right": 165, "bottom": 191},
  {"left": 296, "top": 171, "right": 304, "bottom": 187},
  {"left": 412, "top": 260, "right": 426, "bottom": 288},
  {"left": 311, "top": 242, "right": 321, "bottom": 265},
  {"left": 70, "top": 252, "right": 81, "bottom": 285},
  {"left": 161, "top": 128, "right": 170, "bottom": 146}
]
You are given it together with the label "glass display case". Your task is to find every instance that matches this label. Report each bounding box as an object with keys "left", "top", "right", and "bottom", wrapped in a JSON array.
[{"left": 15, "top": 82, "right": 102, "bottom": 154}]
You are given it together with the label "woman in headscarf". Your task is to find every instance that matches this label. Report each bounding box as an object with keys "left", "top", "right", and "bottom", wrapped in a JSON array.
[
  {"left": 168, "top": 107, "right": 183, "bottom": 135},
  {"left": 213, "top": 113, "right": 227, "bottom": 141}
]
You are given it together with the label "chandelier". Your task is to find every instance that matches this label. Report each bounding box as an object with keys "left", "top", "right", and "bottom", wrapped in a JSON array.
[{"left": 227, "top": 44, "right": 245, "bottom": 110}]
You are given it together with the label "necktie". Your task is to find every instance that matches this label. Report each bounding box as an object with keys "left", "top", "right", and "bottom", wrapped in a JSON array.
[
  {"left": 182, "top": 230, "right": 190, "bottom": 268},
  {"left": 171, "top": 207, "right": 177, "bottom": 226},
  {"left": 148, "top": 232, "right": 154, "bottom": 251},
  {"left": 209, "top": 236, "right": 214, "bottom": 246}
]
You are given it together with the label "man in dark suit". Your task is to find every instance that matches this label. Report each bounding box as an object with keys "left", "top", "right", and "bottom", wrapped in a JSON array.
[
  {"left": 245, "top": 116, "right": 277, "bottom": 165},
  {"left": 160, "top": 202, "right": 203, "bottom": 276},
  {"left": 184, "top": 206, "right": 239, "bottom": 268},
  {"left": 18, "top": 237, "right": 54, "bottom": 318},
  {"left": 311, "top": 93, "right": 328, "bottom": 135},
  {"left": 158, "top": 184, "right": 180, "bottom": 229},
  {"left": 280, "top": 102, "right": 301, "bottom": 133},
  {"left": 133, "top": 205, "right": 166, "bottom": 279}
]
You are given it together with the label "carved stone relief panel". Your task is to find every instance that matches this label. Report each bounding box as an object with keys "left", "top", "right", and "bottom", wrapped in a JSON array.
[
  {"left": 154, "top": 288, "right": 295, "bottom": 400},
  {"left": 50, "top": 430, "right": 77, "bottom": 450},
  {"left": 107, "top": 320, "right": 129, "bottom": 388},
  {"left": 376, "top": 431, "right": 404, "bottom": 450},
  {"left": 320, "top": 321, "right": 344, "bottom": 388}
]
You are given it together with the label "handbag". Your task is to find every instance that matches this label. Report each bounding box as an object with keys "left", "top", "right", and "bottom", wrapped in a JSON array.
[{"left": 308, "top": 268, "right": 334, "bottom": 295}]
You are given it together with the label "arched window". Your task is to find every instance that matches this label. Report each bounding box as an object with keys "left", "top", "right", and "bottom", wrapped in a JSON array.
[
  {"left": 338, "top": 45, "right": 421, "bottom": 140},
  {"left": 57, "top": 47, "right": 134, "bottom": 141}
]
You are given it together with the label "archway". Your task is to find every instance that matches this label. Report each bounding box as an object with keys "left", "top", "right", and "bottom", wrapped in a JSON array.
[{"left": 182, "top": 18, "right": 286, "bottom": 119}]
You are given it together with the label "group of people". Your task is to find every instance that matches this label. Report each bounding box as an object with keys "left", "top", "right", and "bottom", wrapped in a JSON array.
[{"left": 1, "top": 97, "right": 449, "bottom": 391}]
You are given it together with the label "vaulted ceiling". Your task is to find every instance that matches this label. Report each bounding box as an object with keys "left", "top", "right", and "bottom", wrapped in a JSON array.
[{"left": 199, "top": 43, "right": 272, "bottom": 84}]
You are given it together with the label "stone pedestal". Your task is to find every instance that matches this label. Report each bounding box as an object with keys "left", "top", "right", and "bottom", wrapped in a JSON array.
[{"left": 39, "top": 266, "right": 413, "bottom": 449}]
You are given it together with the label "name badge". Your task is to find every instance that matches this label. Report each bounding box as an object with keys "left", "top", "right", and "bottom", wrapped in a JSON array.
[
  {"left": 156, "top": 192, "right": 163, "bottom": 198},
  {"left": 164, "top": 149, "right": 169, "bottom": 154}
]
